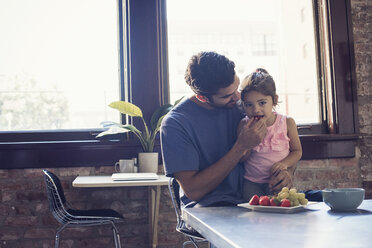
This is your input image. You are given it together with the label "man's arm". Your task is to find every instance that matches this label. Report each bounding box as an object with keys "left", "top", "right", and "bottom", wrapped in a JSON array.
[{"left": 175, "top": 118, "right": 267, "bottom": 202}]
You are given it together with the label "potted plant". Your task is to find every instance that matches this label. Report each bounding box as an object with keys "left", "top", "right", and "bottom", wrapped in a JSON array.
[{"left": 96, "top": 97, "right": 183, "bottom": 173}]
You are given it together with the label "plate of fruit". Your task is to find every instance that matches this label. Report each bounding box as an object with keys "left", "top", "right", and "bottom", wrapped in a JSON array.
[{"left": 238, "top": 187, "right": 311, "bottom": 213}]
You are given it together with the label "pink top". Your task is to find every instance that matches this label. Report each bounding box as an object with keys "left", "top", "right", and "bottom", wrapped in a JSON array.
[{"left": 244, "top": 113, "right": 290, "bottom": 183}]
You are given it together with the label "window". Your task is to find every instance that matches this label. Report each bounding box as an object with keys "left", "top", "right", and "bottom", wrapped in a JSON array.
[
  {"left": 0, "top": 0, "right": 120, "bottom": 131},
  {"left": 0, "top": 0, "right": 358, "bottom": 169},
  {"left": 167, "top": 0, "right": 318, "bottom": 126}
]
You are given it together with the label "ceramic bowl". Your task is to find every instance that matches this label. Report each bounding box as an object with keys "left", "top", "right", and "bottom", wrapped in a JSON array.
[{"left": 322, "top": 188, "right": 365, "bottom": 211}]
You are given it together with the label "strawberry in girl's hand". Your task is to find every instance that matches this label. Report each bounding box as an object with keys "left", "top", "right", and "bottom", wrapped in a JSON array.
[{"left": 249, "top": 195, "right": 260, "bottom": 205}]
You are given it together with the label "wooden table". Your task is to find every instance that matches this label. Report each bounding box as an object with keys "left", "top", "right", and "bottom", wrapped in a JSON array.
[
  {"left": 72, "top": 174, "right": 168, "bottom": 248},
  {"left": 183, "top": 200, "right": 372, "bottom": 248}
]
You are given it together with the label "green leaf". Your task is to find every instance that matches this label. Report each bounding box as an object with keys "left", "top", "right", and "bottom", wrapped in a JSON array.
[
  {"left": 154, "top": 115, "right": 166, "bottom": 133},
  {"left": 173, "top": 96, "right": 184, "bottom": 106},
  {"left": 109, "top": 101, "right": 142, "bottom": 117},
  {"left": 150, "top": 103, "right": 172, "bottom": 131},
  {"left": 96, "top": 126, "right": 130, "bottom": 138},
  {"left": 96, "top": 124, "right": 142, "bottom": 137}
]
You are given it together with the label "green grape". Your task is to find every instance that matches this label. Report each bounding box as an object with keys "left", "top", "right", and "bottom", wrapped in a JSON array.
[
  {"left": 288, "top": 195, "right": 296, "bottom": 202},
  {"left": 300, "top": 198, "right": 309, "bottom": 205},
  {"left": 281, "top": 187, "right": 289, "bottom": 193},
  {"left": 279, "top": 192, "right": 289, "bottom": 199},
  {"left": 289, "top": 188, "right": 297, "bottom": 195},
  {"left": 296, "top": 193, "right": 305, "bottom": 199}
]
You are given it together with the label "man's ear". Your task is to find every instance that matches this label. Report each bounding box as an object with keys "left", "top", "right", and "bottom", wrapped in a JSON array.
[{"left": 196, "top": 94, "right": 208, "bottom": 103}]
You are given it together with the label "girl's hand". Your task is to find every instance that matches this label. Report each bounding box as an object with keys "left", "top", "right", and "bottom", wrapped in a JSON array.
[
  {"left": 271, "top": 162, "right": 288, "bottom": 176},
  {"left": 269, "top": 169, "right": 293, "bottom": 194}
]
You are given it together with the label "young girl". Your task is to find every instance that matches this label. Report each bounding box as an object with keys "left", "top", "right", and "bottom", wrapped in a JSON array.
[{"left": 238, "top": 68, "right": 302, "bottom": 201}]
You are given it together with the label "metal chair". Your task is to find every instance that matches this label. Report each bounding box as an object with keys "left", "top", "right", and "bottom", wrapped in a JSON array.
[
  {"left": 42, "top": 169, "right": 124, "bottom": 248},
  {"left": 168, "top": 177, "right": 209, "bottom": 248}
]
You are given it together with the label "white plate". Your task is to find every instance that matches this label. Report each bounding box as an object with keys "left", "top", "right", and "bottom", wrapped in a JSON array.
[{"left": 238, "top": 202, "right": 315, "bottom": 213}]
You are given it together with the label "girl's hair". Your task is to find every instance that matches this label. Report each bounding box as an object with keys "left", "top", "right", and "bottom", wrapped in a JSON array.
[
  {"left": 184, "top": 51, "right": 236, "bottom": 97},
  {"left": 240, "top": 68, "right": 277, "bottom": 105}
]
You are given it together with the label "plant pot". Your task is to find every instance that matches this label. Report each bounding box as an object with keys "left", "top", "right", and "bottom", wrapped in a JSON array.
[{"left": 138, "top": 152, "right": 158, "bottom": 173}]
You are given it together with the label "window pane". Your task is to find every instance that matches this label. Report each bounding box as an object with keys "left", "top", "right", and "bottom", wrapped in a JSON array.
[
  {"left": 167, "top": 0, "right": 320, "bottom": 124},
  {"left": 0, "top": 0, "right": 119, "bottom": 131}
]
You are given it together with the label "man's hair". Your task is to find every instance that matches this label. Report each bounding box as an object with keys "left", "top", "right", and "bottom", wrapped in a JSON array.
[{"left": 184, "top": 51, "right": 236, "bottom": 96}]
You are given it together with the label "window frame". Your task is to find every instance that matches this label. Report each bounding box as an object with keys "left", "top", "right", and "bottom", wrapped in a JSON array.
[{"left": 0, "top": 0, "right": 358, "bottom": 169}]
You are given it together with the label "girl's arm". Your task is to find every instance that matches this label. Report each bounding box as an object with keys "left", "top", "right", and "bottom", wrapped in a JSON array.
[{"left": 270, "top": 117, "right": 302, "bottom": 176}]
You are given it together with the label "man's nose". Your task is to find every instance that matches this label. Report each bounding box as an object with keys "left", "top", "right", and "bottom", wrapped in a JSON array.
[{"left": 233, "top": 91, "right": 240, "bottom": 101}]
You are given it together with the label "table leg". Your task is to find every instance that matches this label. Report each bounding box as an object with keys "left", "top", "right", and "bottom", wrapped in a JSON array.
[{"left": 148, "top": 185, "right": 161, "bottom": 248}]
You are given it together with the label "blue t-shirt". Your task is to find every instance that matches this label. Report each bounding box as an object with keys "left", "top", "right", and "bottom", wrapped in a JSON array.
[{"left": 160, "top": 98, "right": 244, "bottom": 207}]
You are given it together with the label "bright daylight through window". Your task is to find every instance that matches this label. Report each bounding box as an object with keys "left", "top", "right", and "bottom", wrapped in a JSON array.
[
  {"left": 0, "top": 0, "right": 119, "bottom": 131},
  {"left": 167, "top": 0, "right": 320, "bottom": 125}
]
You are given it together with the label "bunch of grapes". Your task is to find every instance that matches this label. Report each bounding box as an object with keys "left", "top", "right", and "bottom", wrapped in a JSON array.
[{"left": 275, "top": 187, "right": 308, "bottom": 207}]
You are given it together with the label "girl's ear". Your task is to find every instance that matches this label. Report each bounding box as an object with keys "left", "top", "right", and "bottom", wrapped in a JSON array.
[
  {"left": 196, "top": 94, "right": 208, "bottom": 103},
  {"left": 273, "top": 95, "right": 279, "bottom": 106}
]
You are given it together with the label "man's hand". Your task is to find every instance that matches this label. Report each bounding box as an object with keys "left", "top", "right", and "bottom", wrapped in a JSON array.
[
  {"left": 236, "top": 118, "right": 267, "bottom": 153},
  {"left": 269, "top": 169, "right": 293, "bottom": 194}
]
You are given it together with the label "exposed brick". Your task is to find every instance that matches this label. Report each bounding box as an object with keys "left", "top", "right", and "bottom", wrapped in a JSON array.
[
  {"left": 9, "top": 204, "right": 31, "bottom": 215},
  {"left": 335, "top": 182, "right": 362, "bottom": 188},
  {"left": 58, "top": 167, "right": 91, "bottom": 177},
  {"left": 294, "top": 170, "right": 314, "bottom": 182},
  {"left": 129, "top": 187, "right": 147, "bottom": 200},
  {"left": 362, "top": 180, "right": 372, "bottom": 188},
  {"left": 23, "top": 228, "right": 55, "bottom": 239},
  {"left": 315, "top": 170, "right": 345, "bottom": 181},
  {"left": 94, "top": 166, "right": 114, "bottom": 174},
  {"left": 0, "top": 170, "right": 9, "bottom": 179},
  {"left": 1, "top": 191, "right": 14, "bottom": 202},
  {"left": 16, "top": 191, "right": 45, "bottom": 202},
  {"left": 328, "top": 158, "right": 359, "bottom": 168},
  {"left": 298, "top": 159, "right": 328, "bottom": 169},
  {"left": 5, "top": 216, "right": 38, "bottom": 227},
  {"left": 75, "top": 238, "right": 112, "bottom": 248},
  {"left": 0, "top": 228, "right": 21, "bottom": 240}
]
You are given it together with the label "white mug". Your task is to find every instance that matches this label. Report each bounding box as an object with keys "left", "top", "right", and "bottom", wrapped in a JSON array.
[{"left": 115, "top": 159, "right": 134, "bottom": 173}]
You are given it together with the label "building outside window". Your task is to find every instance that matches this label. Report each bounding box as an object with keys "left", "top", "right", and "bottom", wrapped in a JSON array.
[
  {"left": 167, "top": 0, "right": 319, "bottom": 125},
  {"left": 0, "top": 0, "right": 120, "bottom": 131}
]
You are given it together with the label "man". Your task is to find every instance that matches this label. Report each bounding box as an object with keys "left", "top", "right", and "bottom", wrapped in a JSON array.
[{"left": 161, "top": 51, "right": 294, "bottom": 208}]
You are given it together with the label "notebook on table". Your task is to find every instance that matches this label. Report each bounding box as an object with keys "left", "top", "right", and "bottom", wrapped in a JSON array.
[{"left": 111, "top": 173, "right": 159, "bottom": 181}]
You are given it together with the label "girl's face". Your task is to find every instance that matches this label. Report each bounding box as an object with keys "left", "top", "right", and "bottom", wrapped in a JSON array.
[{"left": 242, "top": 90, "right": 277, "bottom": 126}]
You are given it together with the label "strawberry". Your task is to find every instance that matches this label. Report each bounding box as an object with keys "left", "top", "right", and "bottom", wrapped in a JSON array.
[
  {"left": 280, "top": 199, "right": 291, "bottom": 207},
  {"left": 269, "top": 198, "right": 279, "bottom": 206},
  {"left": 259, "top": 196, "right": 270, "bottom": 206},
  {"left": 249, "top": 194, "right": 260, "bottom": 205}
]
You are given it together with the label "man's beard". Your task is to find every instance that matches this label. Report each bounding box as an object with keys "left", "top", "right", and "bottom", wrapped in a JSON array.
[{"left": 208, "top": 99, "right": 237, "bottom": 109}]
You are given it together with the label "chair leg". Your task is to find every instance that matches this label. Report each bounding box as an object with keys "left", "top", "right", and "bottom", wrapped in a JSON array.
[
  {"left": 183, "top": 239, "right": 199, "bottom": 248},
  {"left": 55, "top": 233, "right": 60, "bottom": 248},
  {"left": 110, "top": 222, "right": 121, "bottom": 248},
  {"left": 55, "top": 224, "right": 68, "bottom": 248}
]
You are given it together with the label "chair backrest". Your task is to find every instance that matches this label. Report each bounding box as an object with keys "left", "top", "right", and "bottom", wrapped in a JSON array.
[
  {"left": 43, "top": 169, "right": 69, "bottom": 223},
  {"left": 168, "top": 177, "right": 182, "bottom": 222}
]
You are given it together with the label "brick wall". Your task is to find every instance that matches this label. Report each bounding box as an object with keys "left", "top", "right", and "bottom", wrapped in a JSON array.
[
  {"left": 0, "top": 167, "right": 190, "bottom": 248},
  {"left": 351, "top": 0, "right": 372, "bottom": 199},
  {"left": 1, "top": 0, "right": 371, "bottom": 247}
]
